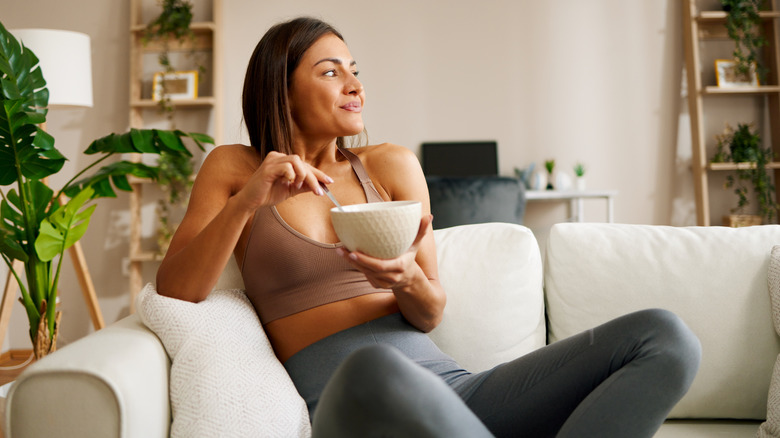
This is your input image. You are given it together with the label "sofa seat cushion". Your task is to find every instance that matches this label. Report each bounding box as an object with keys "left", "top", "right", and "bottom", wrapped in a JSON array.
[
  {"left": 428, "top": 222, "right": 546, "bottom": 372},
  {"left": 545, "top": 223, "right": 780, "bottom": 420},
  {"left": 137, "top": 286, "right": 311, "bottom": 438}
]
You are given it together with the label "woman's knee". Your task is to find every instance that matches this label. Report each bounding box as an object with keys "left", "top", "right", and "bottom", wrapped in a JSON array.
[
  {"left": 635, "top": 308, "right": 702, "bottom": 387},
  {"left": 325, "top": 344, "right": 417, "bottom": 407}
]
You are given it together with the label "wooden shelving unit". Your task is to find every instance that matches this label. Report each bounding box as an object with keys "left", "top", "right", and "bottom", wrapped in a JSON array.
[
  {"left": 682, "top": 0, "right": 780, "bottom": 226},
  {"left": 127, "top": 0, "right": 223, "bottom": 309}
]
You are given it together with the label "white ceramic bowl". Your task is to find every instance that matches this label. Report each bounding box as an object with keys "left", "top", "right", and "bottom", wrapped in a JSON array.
[{"left": 330, "top": 201, "right": 422, "bottom": 259}]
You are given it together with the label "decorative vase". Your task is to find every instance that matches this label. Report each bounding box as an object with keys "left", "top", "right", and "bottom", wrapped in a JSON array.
[
  {"left": 576, "top": 177, "right": 586, "bottom": 191},
  {"left": 531, "top": 171, "right": 547, "bottom": 191},
  {"left": 555, "top": 172, "right": 573, "bottom": 191}
]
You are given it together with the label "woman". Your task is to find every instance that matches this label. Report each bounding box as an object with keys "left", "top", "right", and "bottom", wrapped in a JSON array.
[{"left": 156, "top": 17, "right": 701, "bottom": 438}]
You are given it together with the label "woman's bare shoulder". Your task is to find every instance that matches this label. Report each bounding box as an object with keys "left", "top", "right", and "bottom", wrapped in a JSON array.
[
  {"left": 352, "top": 143, "right": 418, "bottom": 169},
  {"left": 203, "top": 144, "right": 259, "bottom": 165},
  {"left": 196, "top": 144, "right": 260, "bottom": 192},
  {"left": 352, "top": 143, "right": 425, "bottom": 199},
  {"left": 356, "top": 143, "right": 421, "bottom": 176}
]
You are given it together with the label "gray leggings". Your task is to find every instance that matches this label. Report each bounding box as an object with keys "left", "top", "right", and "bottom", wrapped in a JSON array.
[{"left": 283, "top": 308, "right": 701, "bottom": 438}]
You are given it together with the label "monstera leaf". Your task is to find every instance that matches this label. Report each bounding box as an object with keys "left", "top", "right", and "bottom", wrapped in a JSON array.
[{"left": 35, "top": 187, "right": 96, "bottom": 262}]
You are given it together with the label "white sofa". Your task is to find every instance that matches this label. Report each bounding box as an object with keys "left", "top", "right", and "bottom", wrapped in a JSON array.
[{"left": 5, "top": 222, "right": 780, "bottom": 437}]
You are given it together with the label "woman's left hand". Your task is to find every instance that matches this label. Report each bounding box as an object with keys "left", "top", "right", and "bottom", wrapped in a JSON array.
[{"left": 336, "top": 215, "right": 434, "bottom": 291}]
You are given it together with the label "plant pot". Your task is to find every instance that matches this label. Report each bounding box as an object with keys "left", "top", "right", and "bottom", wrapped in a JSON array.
[
  {"left": 723, "top": 214, "right": 762, "bottom": 227},
  {"left": 576, "top": 177, "right": 586, "bottom": 191},
  {"left": 33, "top": 301, "right": 61, "bottom": 360}
]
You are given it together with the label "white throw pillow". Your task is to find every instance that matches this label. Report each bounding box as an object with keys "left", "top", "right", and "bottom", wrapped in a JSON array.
[
  {"left": 136, "top": 284, "right": 311, "bottom": 438},
  {"left": 759, "top": 245, "right": 780, "bottom": 438},
  {"left": 429, "top": 223, "right": 546, "bottom": 373}
]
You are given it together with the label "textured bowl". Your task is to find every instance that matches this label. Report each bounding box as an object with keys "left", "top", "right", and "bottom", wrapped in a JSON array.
[{"left": 331, "top": 201, "right": 422, "bottom": 259}]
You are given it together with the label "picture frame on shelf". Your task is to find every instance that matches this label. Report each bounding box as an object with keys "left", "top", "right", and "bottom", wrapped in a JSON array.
[
  {"left": 715, "top": 59, "right": 759, "bottom": 88},
  {"left": 152, "top": 70, "right": 198, "bottom": 101}
]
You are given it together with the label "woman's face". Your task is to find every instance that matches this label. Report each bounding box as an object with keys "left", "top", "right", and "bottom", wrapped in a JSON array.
[{"left": 288, "top": 33, "right": 365, "bottom": 144}]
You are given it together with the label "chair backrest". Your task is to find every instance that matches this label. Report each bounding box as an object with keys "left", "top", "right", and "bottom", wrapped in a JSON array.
[{"left": 426, "top": 176, "right": 526, "bottom": 229}]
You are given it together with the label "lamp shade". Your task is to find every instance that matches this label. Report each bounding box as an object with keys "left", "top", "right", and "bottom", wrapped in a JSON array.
[{"left": 10, "top": 28, "right": 93, "bottom": 108}]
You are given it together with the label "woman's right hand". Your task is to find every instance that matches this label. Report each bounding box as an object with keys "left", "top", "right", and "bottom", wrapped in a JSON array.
[{"left": 233, "top": 151, "right": 333, "bottom": 212}]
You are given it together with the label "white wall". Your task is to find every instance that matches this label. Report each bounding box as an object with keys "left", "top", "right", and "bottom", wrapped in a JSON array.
[{"left": 0, "top": 0, "right": 739, "bottom": 349}]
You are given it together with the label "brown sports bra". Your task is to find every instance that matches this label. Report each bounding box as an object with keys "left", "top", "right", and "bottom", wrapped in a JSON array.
[{"left": 241, "top": 148, "right": 386, "bottom": 325}]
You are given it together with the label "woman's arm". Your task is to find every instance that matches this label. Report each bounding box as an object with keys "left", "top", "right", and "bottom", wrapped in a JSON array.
[
  {"left": 156, "top": 146, "right": 331, "bottom": 302},
  {"left": 337, "top": 144, "right": 446, "bottom": 332}
]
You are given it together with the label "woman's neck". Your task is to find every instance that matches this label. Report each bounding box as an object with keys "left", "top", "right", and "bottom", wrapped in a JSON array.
[{"left": 291, "top": 138, "right": 339, "bottom": 166}]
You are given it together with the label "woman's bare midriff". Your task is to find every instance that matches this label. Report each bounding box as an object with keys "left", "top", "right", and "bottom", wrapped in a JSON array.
[{"left": 264, "top": 292, "right": 400, "bottom": 363}]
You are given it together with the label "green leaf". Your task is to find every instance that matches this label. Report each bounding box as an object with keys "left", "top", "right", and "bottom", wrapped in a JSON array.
[
  {"left": 156, "top": 129, "right": 189, "bottom": 153},
  {"left": 0, "top": 220, "right": 28, "bottom": 262},
  {"left": 63, "top": 161, "right": 158, "bottom": 198},
  {"left": 34, "top": 187, "right": 96, "bottom": 262}
]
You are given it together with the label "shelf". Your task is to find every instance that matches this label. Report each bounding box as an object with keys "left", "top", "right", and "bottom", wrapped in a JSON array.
[
  {"left": 130, "top": 22, "right": 216, "bottom": 33},
  {"left": 132, "top": 22, "right": 215, "bottom": 52},
  {"left": 127, "top": 176, "right": 151, "bottom": 184},
  {"left": 131, "top": 97, "right": 215, "bottom": 108},
  {"left": 129, "top": 251, "right": 164, "bottom": 262},
  {"left": 696, "top": 11, "right": 780, "bottom": 40},
  {"left": 709, "top": 162, "right": 780, "bottom": 171},
  {"left": 683, "top": 0, "right": 780, "bottom": 226},
  {"left": 703, "top": 85, "right": 780, "bottom": 94},
  {"left": 697, "top": 11, "right": 780, "bottom": 21},
  {"left": 128, "top": 0, "right": 223, "bottom": 307}
]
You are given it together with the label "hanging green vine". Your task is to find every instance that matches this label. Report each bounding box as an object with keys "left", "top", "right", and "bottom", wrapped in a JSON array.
[{"left": 721, "top": 0, "right": 769, "bottom": 83}]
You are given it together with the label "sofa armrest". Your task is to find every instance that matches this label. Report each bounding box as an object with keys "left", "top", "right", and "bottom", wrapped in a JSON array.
[{"left": 5, "top": 314, "right": 170, "bottom": 438}]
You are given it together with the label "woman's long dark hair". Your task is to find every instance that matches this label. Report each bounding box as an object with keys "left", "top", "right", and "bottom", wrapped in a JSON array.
[{"left": 242, "top": 17, "right": 347, "bottom": 158}]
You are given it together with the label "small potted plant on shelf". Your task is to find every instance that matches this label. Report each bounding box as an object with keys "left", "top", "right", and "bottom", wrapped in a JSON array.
[
  {"left": 545, "top": 159, "right": 555, "bottom": 190},
  {"left": 0, "top": 22, "right": 213, "bottom": 358},
  {"left": 711, "top": 122, "right": 778, "bottom": 226},
  {"left": 721, "top": 0, "right": 769, "bottom": 83},
  {"left": 574, "top": 163, "right": 586, "bottom": 191}
]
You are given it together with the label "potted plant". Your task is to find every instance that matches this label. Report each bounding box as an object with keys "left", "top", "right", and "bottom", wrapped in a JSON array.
[
  {"left": 545, "top": 159, "right": 555, "bottom": 190},
  {"left": 574, "top": 163, "right": 586, "bottom": 191},
  {"left": 712, "top": 122, "right": 778, "bottom": 226},
  {"left": 721, "top": 0, "right": 769, "bottom": 83},
  {"left": 0, "top": 22, "right": 213, "bottom": 358}
]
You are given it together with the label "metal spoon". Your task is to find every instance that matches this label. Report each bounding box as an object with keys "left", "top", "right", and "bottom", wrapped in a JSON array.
[{"left": 320, "top": 182, "right": 344, "bottom": 211}]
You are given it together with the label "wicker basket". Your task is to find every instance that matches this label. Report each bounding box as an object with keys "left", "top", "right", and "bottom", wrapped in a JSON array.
[{"left": 723, "top": 214, "right": 763, "bottom": 227}]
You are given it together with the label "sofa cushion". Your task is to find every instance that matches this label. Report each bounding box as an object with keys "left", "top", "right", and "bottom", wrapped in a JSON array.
[
  {"left": 136, "top": 285, "right": 311, "bottom": 438},
  {"left": 758, "top": 245, "right": 780, "bottom": 437},
  {"left": 428, "top": 222, "right": 546, "bottom": 372},
  {"left": 545, "top": 223, "right": 780, "bottom": 420}
]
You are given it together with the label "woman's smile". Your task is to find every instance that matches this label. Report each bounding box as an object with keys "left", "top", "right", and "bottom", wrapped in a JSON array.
[{"left": 341, "top": 101, "right": 362, "bottom": 112}]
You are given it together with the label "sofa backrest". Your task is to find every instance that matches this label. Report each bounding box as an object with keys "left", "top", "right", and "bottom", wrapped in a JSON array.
[{"left": 545, "top": 222, "right": 780, "bottom": 420}]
